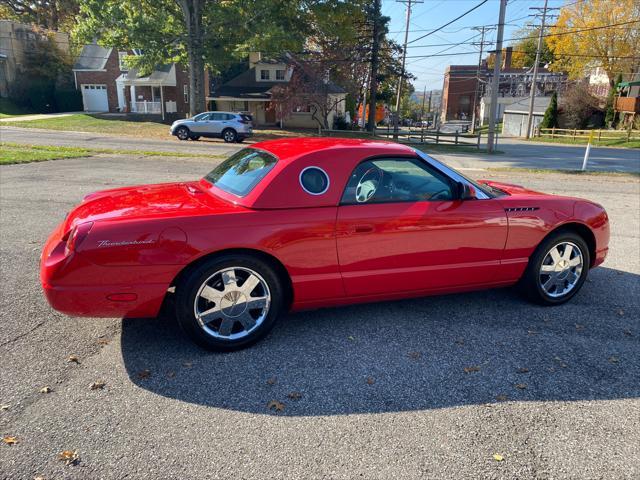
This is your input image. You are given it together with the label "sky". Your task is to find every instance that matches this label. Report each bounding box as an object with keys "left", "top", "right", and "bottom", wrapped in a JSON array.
[{"left": 383, "top": 0, "right": 567, "bottom": 92}]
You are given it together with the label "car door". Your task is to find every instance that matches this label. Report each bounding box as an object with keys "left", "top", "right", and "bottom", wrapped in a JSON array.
[
  {"left": 336, "top": 157, "right": 508, "bottom": 297},
  {"left": 207, "top": 113, "right": 227, "bottom": 135},
  {"left": 189, "top": 113, "right": 212, "bottom": 134}
]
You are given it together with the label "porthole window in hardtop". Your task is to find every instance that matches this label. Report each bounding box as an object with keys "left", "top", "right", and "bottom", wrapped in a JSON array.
[{"left": 300, "top": 167, "right": 330, "bottom": 195}]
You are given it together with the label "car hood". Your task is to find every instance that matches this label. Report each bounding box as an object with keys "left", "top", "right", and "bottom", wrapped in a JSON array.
[
  {"left": 63, "top": 181, "right": 238, "bottom": 230},
  {"left": 478, "top": 180, "right": 546, "bottom": 196}
]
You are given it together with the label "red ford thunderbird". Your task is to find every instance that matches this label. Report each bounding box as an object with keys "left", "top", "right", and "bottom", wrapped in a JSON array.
[{"left": 41, "top": 138, "right": 609, "bottom": 351}]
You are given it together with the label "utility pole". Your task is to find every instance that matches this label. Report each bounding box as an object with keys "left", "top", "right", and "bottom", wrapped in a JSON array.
[
  {"left": 420, "top": 85, "right": 427, "bottom": 121},
  {"left": 393, "top": 0, "right": 423, "bottom": 139},
  {"left": 470, "top": 26, "right": 495, "bottom": 134},
  {"left": 487, "top": 0, "right": 507, "bottom": 154},
  {"left": 525, "top": 0, "right": 556, "bottom": 138},
  {"left": 367, "top": 0, "right": 382, "bottom": 132}
]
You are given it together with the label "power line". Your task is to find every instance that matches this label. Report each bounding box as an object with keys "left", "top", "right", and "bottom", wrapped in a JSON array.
[{"left": 407, "top": 0, "right": 489, "bottom": 45}]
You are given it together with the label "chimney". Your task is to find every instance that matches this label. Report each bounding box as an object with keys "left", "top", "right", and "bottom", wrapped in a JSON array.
[
  {"left": 249, "top": 52, "right": 261, "bottom": 69},
  {"left": 502, "top": 47, "right": 513, "bottom": 69}
]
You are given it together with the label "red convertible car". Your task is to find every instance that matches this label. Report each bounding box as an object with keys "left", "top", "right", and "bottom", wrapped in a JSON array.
[{"left": 41, "top": 138, "right": 609, "bottom": 351}]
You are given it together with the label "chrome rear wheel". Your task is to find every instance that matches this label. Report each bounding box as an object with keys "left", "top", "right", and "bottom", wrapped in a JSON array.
[{"left": 194, "top": 267, "right": 271, "bottom": 340}]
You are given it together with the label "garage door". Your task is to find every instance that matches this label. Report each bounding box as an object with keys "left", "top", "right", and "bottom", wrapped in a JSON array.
[{"left": 81, "top": 84, "right": 109, "bottom": 112}]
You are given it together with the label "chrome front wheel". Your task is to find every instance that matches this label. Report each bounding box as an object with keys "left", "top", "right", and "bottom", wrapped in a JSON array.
[
  {"left": 194, "top": 267, "right": 271, "bottom": 340},
  {"left": 538, "top": 241, "right": 584, "bottom": 298}
]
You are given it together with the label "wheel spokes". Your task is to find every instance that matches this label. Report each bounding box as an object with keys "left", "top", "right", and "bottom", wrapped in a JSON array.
[
  {"left": 218, "top": 317, "right": 235, "bottom": 336},
  {"left": 540, "top": 263, "right": 555, "bottom": 273},
  {"left": 549, "top": 247, "right": 562, "bottom": 264},
  {"left": 199, "top": 305, "right": 223, "bottom": 324},
  {"left": 221, "top": 270, "right": 238, "bottom": 290},
  {"left": 200, "top": 285, "right": 222, "bottom": 304},
  {"left": 237, "top": 311, "right": 257, "bottom": 330},
  {"left": 562, "top": 244, "right": 573, "bottom": 261},
  {"left": 241, "top": 274, "right": 261, "bottom": 296}
]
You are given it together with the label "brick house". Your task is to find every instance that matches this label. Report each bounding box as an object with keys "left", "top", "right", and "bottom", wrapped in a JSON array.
[
  {"left": 208, "top": 52, "right": 346, "bottom": 128},
  {"left": 73, "top": 44, "right": 204, "bottom": 121}
]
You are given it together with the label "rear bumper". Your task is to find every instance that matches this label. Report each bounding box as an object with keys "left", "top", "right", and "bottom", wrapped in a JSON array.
[
  {"left": 42, "top": 282, "right": 167, "bottom": 318},
  {"left": 40, "top": 223, "right": 167, "bottom": 319}
]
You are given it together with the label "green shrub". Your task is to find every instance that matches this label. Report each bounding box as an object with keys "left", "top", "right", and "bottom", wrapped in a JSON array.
[{"left": 55, "top": 88, "right": 83, "bottom": 112}]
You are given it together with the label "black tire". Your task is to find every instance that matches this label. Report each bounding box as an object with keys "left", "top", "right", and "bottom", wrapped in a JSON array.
[
  {"left": 222, "top": 128, "right": 237, "bottom": 143},
  {"left": 519, "top": 230, "right": 590, "bottom": 305},
  {"left": 236, "top": 137, "right": 245, "bottom": 143},
  {"left": 175, "top": 254, "right": 284, "bottom": 351},
  {"left": 175, "top": 126, "right": 190, "bottom": 141},
  {"left": 190, "top": 135, "right": 201, "bottom": 141}
]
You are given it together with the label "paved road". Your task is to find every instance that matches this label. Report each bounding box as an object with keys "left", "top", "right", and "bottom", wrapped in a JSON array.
[
  {"left": 1, "top": 156, "right": 639, "bottom": 479},
  {"left": 2, "top": 126, "right": 639, "bottom": 173}
]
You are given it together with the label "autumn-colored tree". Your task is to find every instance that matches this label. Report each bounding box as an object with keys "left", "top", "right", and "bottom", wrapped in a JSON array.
[
  {"left": 1, "top": 0, "right": 79, "bottom": 31},
  {"left": 547, "top": 0, "right": 640, "bottom": 83},
  {"left": 560, "top": 83, "right": 600, "bottom": 128},
  {"left": 509, "top": 26, "right": 554, "bottom": 69}
]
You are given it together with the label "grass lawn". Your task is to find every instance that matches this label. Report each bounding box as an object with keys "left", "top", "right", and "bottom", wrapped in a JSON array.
[
  {"left": 1, "top": 113, "right": 170, "bottom": 137},
  {"left": 1, "top": 143, "right": 92, "bottom": 164},
  {"left": 0, "top": 142, "right": 224, "bottom": 165},
  {"left": 0, "top": 98, "right": 35, "bottom": 118},
  {"left": 527, "top": 135, "right": 640, "bottom": 149},
  {"left": 488, "top": 166, "right": 640, "bottom": 178}
]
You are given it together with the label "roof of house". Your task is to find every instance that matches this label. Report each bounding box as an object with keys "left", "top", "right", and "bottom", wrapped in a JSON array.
[
  {"left": 73, "top": 44, "right": 112, "bottom": 70},
  {"left": 211, "top": 66, "right": 345, "bottom": 99},
  {"left": 117, "top": 64, "right": 176, "bottom": 86},
  {"left": 504, "top": 96, "right": 551, "bottom": 115}
]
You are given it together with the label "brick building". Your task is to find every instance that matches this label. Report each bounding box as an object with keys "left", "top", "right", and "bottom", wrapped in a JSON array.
[
  {"left": 73, "top": 44, "right": 204, "bottom": 121},
  {"left": 441, "top": 47, "right": 566, "bottom": 124}
]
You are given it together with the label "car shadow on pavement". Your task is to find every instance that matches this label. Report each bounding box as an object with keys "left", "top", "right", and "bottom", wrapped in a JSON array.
[{"left": 120, "top": 266, "right": 639, "bottom": 416}]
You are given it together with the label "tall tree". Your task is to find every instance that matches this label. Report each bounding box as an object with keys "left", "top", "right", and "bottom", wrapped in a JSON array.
[
  {"left": 509, "top": 25, "right": 554, "bottom": 69},
  {"left": 365, "top": 0, "right": 385, "bottom": 131},
  {"left": 1, "top": 0, "right": 79, "bottom": 31},
  {"left": 547, "top": 0, "right": 640, "bottom": 83},
  {"left": 539, "top": 91, "right": 558, "bottom": 129},
  {"left": 74, "top": 0, "right": 307, "bottom": 115},
  {"left": 604, "top": 73, "right": 623, "bottom": 127}
]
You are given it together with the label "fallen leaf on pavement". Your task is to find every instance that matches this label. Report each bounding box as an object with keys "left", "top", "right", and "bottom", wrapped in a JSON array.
[
  {"left": 496, "top": 394, "right": 508, "bottom": 401},
  {"left": 366, "top": 377, "right": 375, "bottom": 385},
  {"left": 407, "top": 351, "right": 421, "bottom": 360},
  {"left": 0, "top": 404, "right": 9, "bottom": 411},
  {"left": 266, "top": 377, "right": 277, "bottom": 385},
  {"left": 267, "top": 400, "right": 285, "bottom": 412},
  {"left": 96, "top": 338, "right": 110, "bottom": 346},
  {"left": 67, "top": 355, "right": 80, "bottom": 364},
  {"left": 455, "top": 339, "right": 465, "bottom": 346},
  {"left": 3, "top": 436, "right": 18, "bottom": 446},
  {"left": 137, "top": 369, "right": 151, "bottom": 379},
  {"left": 515, "top": 383, "right": 527, "bottom": 390},
  {"left": 58, "top": 450, "right": 79, "bottom": 465},
  {"left": 617, "top": 308, "right": 625, "bottom": 316},
  {"left": 623, "top": 329, "right": 633, "bottom": 337},
  {"left": 182, "top": 362, "right": 193, "bottom": 368},
  {"left": 39, "top": 386, "right": 52, "bottom": 394},
  {"left": 527, "top": 330, "right": 538, "bottom": 336},
  {"left": 608, "top": 356, "right": 619, "bottom": 364},
  {"left": 347, "top": 335, "right": 355, "bottom": 341},
  {"left": 464, "top": 366, "right": 480, "bottom": 373},
  {"left": 287, "top": 392, "right": 302, "bottom": 400},
  {"left": 517, "top": 367, "right": 529, "bottom": 374},
  {"left": 575, "top": 324, "right": 585, "bottom": 331},
  {"left": 493, "top": 454, "right": 504, "bottom": 462},
  {"left": 89, "top": 381, "right": 106, "bottom": 390}
]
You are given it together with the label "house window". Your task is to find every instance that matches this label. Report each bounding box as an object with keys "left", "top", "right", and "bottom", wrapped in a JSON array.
[
  {"left": 152, "top": 86, "right": 161, "bottom": 102},
  {"left": 183, "top": 84, "right": 188, "bottom": 103},
  {"left": 276, "top": 69, "right": 285, "bottom": 81},
  {"left": 260, "top": 69, "right": 270, "bottom": 80},
  {"left": 118, "top": 51, "right": 128, "bottom": 71}
]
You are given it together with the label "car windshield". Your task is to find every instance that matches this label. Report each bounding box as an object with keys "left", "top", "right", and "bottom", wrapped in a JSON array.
[{"left": 204, "top": 148, "right": 277, "bottom": 197}]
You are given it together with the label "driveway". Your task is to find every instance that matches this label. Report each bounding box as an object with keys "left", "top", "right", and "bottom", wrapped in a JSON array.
[
  {"left": 2, "top": 126, "right": 639, "bottom": 173},
  {"left": 1, "top": 155, "right": 639, "bottom": 479}
]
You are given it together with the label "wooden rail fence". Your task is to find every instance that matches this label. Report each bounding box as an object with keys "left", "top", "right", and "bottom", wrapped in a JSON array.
[
  {"left": 322, "top": 127, "right": 483, "bottom": 149},
  {"left": 537, "top": 127, "right": 640, "bottom": 142}
]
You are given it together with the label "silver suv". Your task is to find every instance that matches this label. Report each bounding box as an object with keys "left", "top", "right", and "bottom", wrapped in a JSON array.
[{"left": 170, "top": 111, "right": 253, "bottom": 143}]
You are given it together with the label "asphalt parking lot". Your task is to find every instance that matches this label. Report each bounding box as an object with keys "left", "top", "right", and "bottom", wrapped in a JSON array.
[{"left": 1, "top": 154, "right": 639, "bottom": 479}]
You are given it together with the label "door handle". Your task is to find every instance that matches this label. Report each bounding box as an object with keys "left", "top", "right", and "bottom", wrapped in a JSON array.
[{"left": 354, "top": 224, "right": 374, "bottom": 233}]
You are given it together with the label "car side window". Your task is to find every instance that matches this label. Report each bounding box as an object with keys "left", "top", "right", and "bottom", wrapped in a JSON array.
[
  {"left": 211, "top": 113, "right": 224, "bottom": 121},
  {"left": 194, "top": 112, "right": 210, "bottom": 121},
  {"left": 225, "top": 114, "right": 235, "bottom": 120},
  {"left": 341, "top": 158, "right": 455, "bottom": 205}
]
